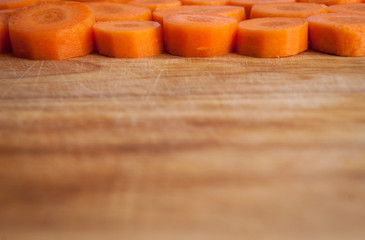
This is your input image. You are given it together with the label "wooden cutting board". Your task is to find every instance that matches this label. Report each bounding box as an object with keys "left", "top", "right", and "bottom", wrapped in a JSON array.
[{"left": 1, "top": 51, "right": 365, "bottom": 240}]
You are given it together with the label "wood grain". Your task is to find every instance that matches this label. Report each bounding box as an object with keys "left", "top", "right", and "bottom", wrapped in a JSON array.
[{"left": 1, "top": 51, "right": 365, "bottom": 240}]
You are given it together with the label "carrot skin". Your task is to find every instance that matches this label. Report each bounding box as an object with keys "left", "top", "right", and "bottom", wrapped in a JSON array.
[
  {"left": 164, "top": 14, "right": 238, "bottom": 57},
  {"left": 236, "top": 17, "right": 308, "bottom": 58},
  {"left": 93, "top": 20, "right": 163, "bottom": 58},
  {"left": 308, "top": 13, "right": 365, "bottom": 56}
]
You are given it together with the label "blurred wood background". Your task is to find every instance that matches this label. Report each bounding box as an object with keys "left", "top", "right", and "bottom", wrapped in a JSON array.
[{"left": 1, "top": 51, "right": 365, "bottom": 239}]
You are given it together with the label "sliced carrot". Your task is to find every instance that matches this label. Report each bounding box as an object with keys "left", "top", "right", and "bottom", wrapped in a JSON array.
[
  {"left": 250, "top": 3, "right": 328, "bottom": 18},
  {"left": 84, "top": 2, "right": 151, "bottom": 21},
  {"left": 0, "top": 8, "right": 19, "bottom": 16},
  {"left": 328, "top": 3, "right": 365, "bottom": 15},
  {"left": 308, "top": 13, "right": 365, "bottom": 56},
  {"left": 296, "top": 0, "right": 362, "bottom": 6},
  {"left": 228, "top": 0, "right": 295, "bottom": 18},
  {"left": 236, "top": 17, "right": 308, "bottom": 57},
  {"left": 128, "top": 0, "right": 182, "bottom": 11},
  {"left": 93, "top": 20, "right": 163, "bottom": 58},
  {"left": 181, "top": 0, "right": 229, "bottom": 5},
  {"left": 153, "top": 5, "right": 246, "bottom": 25},
  {"left": 164, "top": 14, "right": 237, "bottom": 57},
  {"left": 0, "top": 0, "right": 39, "bottom": 10},
  {"left": 0, "top": 14, "right": 11, "bottom": 53},
  {"left": 9, "top": 0, "right": 95, "bottom": 60}
]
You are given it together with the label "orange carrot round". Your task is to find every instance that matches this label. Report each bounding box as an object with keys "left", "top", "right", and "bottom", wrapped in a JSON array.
[
  {"left": 9, "top": 0, "right": 95, "bottom": 60},
  {"left": 84, "top": 2, "right": 151, "bottom": 21},
  {"left": 93, "top": 20, "right": 163, "bottom": 58},
  {"left": 0, "top": 14, "right": 11, "bottom": 53},
  {"left": 236, "top": 17, "right": 308, "bottom": 58},
  {"left": 129, "top": 0, "right": 182, "bottom": 11},
  {"left": 296, "top": 0, "right": 362, "bottom": 6},
  {"left": 250, "top": 3, "right": 328, "bottom": 18},
  {"left": 308, "top": 13, "right": 365, "bottom": 56},
  {"left": 153, "top": 5, "right": 246, "bottom": 25},
  {"left": 328, "top": 3, "right": 365, "bottom": 15},
  {"left": 164, "top": 14, "right": 237, "bottom": 57},
  {"left": 181, "top": 0, "right": 229, "bottom": 5},
  {"left": 0, "top": 0, "right": 39, "bottom": 10},
  {"left": 228, "top": 0, "right": 295, "bottom": 18}
]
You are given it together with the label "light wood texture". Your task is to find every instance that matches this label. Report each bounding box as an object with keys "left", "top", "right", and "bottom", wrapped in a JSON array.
[{"left": 1, "top": 51, "right": 365, "bottom": 240}]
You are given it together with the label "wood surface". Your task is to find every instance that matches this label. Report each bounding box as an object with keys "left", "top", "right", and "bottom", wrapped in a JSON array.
[{"left": 0, "top": 51, "right": 365, "bottom": 240}]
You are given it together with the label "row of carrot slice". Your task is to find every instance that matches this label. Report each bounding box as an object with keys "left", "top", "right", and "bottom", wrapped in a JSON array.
[{"left": 0, "top": 0, "right": 364, "bottom": 59}]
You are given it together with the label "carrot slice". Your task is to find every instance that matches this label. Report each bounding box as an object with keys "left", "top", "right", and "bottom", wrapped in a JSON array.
[
  {"left": 164, "top": 14, "right": 237, "bottom": 57},
  {"left": 0, "top": 0, "right": 39, "bottom": 10},
  {"left": 93, "top": 20, "right": 163, "bottom": 58},
  {"left": 236, "top": 17, "right": 308, "bottom": 58},
  {"left": 153, "top": 5, "right": 246, "bottom": 25},
  {"left": 84, "top": 2, "right": 151, "bottom": 21},
  {"left": 9, "top": 0, "right": 95, "bottom": 60},
  {"left": 250, "top": 3, "right": 328, "bottom": 18},
  {"left": 308, "top": 13, "right": 365, "bottom": 56},
  {"left": 228, "top": 0, "right": 295, "bottom": 18},
  {"left": 128, "top": 0, "right": 181, "bottom": 11},
  {"left": 328, "top": 3, "right": 365, "bottom": 15},
  {"left": 296, "top": 0, "right": 362, "bottom": 6},
  {"left": 0, "top": 8, "right": 19, "bottom": 16},
  {"left": 0, "top": 14, "right": 11, "bottom": 53},
  {"left": 181, "top": 0, "right": 229, "bottom": 6}
]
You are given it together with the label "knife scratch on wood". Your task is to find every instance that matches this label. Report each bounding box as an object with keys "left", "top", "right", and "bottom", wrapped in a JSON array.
[
  {"left": 32, "top": 61, "right": 44, "bottom": 90},
  {"left": 1, "top": 62, "right": 37, "bottom": 98},
  {"left": 143, "top": 68, "right": 165, "bottom": 102}
]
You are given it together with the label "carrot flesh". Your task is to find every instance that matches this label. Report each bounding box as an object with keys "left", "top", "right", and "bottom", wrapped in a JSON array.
[
  {"left": 0, "top": 8, "right": 19, "bottom": 16},
  {"left": 164, "top": 14, "right": 237, "bottom": 57},
  {"left": 228, "top": 0, "right": 295, "bottom": 18},
  {"left": 296, "top": 0, "right": 362, "bottom": 6},
  {"left": 250, "top": 3, "right": 328, "bottom": 18},
  {"left": 308, "top": 13, "right": 365, "bottom": 56},
  {"left": 0, "top": 14, "right": 11, "bottom": 53},
  {"left": 128, "top": 0, "right": 182, "bottom": 11},
  {"left": 328, "top": 3, "right": 365, "bottom": 15},
  {"left": 153, "top": 5, "right": 246, "bottom": 25},
  {"left": 84, "top": 2, "right": 151, "bottom": 21},
  {"left": 8, "top": 0, "right": 95, "bottom": 60},
  {"left": 0, "top": 0, "right": 39, "bottom": 10},
  {"left": 93, "top": 20, "right": 163, "bottom": 58},
  {"left": 181, "top": 0, "right": 229, "bottom": 6},
  {"left": 64, "top": 0, "right": 132, "bottom": 2},
  {"left": 236, "top": 17, "right": 308, "bottom": 58}
]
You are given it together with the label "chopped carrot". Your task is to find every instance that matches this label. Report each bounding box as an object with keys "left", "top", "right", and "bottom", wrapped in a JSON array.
[
  {"left": 0, "top": 8, "right": 18, "bottom": 16},
  {"left": 128, "top": 0, "right": 181, "bottom": 11},
  {"left": 0, "top": 0, "right": 39, "bottom": 10},
  {"left": 228, "top": 0, "right": 295, "bottom": 18},
  {"left": 9, "top": 0, "right": 95, "bottom": 60},
  {"left": 84, "top": 2, "right": 151, "bottom": 21},
  {"left": 0, "top": 14, "right": 11, "bottom": 53},
  {"left": 153, "top": 5, "right": 246, "bottom": 25},
  {"left": 93, "top": 20, "right": 163, "bottom": 58},
  {"left": 308, "top": 13, "right": 365, "bottom": 56},
  {"left": 236, "top": 17, "right": 308, "bottom": 57},
  {"left": 328, "top": 3, "right": 365, "bottom": 15},
  {"left": 164, "top": 14, "right": 237, "bottom": 57},
  {"left": 181, "top": 0, "right": 229, "bottom": 6},
  {"left": 250, "top": 3, "right": 328, "bottom": 18},
  {"left": 296, "top": 0, "right": 362, "bottom": 6}
]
